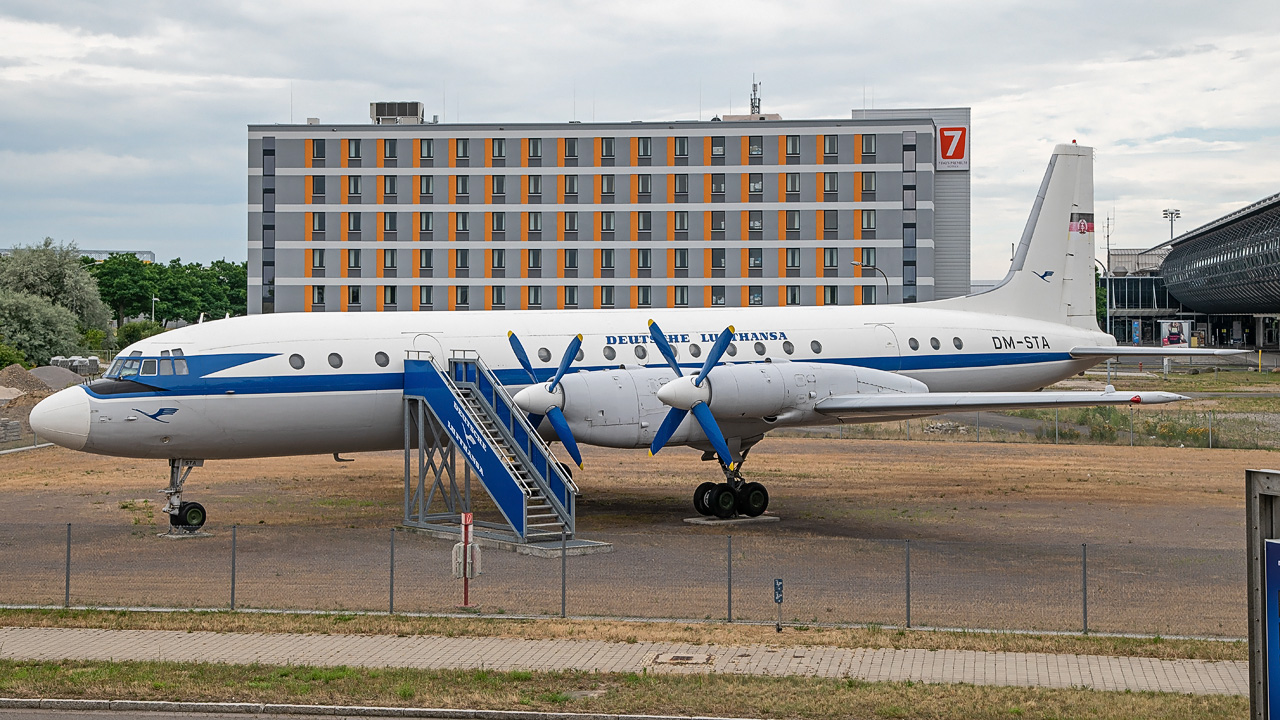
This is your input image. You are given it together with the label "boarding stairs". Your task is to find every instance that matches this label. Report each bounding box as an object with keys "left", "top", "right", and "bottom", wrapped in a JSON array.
[{"left": 402, "top": 350, "right": 578, "bottom": 543}]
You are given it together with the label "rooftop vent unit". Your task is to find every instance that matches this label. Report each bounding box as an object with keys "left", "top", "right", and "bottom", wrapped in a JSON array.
[{"left": 370, "top": 101, "right": 424, "bottom": 125}]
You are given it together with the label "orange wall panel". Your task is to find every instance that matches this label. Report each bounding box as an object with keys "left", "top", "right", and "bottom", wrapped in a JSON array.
[
  {"left": 815, "top": 135, "right": 824, "bottom": 165},
  {"left": 854, "top": 134, "right": 863, "bottom": 164}
]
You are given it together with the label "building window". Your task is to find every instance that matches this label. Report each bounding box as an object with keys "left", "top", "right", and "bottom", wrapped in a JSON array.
[
  {"left": 711, "top": 136, "right": 725, "bottom": 156},
  {"left": 711, "top": 248, "right": 725, "bottom": 269},
  {"left": 492, "top": 175, "right": 505, "bottom": 195},
  {"left": 786, "top": 248, "right": 801, "bottom": 269},
  {"left": 862, "top": 285, "right": 876, "bottom": 305},
  {"left": 455, "top": 175, "right": 469, "bottom": 195},
  {"left": 492, "top": 285, "right": 505, "bottom": 306},
  {"left": 384, "top": 285, "right": 397, "bottom": 305},
  {"left": 638, "top": 137, "right": 652, "bottom": 157},
  {"left": 785, "top": 173, "right": 800, "bottom": 193},
  {"left": 823, "top": 173, "right": 838, "bottom": 193},
  {"left": 862, "top": 210, "right": 877, "bottom": 230},
  {"left": 637, "top": 286, "right": 652, "bottom": 306},
  {"left": 674, "top": 285, "right": 688, "bottom": 306},
  {"left": 638, "top": 174, "right": 652, "bottom": 194},
  {"left": 601, "top": 211, "right": 615, "bottom": 231},
  {"left": 348, "top": 213, "right": 362, "bottom": 232},
  {"left": 601, "top": 174, "right": 615, "bottom": 195},
  {"left": 564, "top": 248, "right": 578, "bottom": 269},
  {"left": 637, "top": 212, "right": 652, "bottom": 231},
  {"left": 824, "top": 135, "right": 838, "bottom": 155},
  {"left": 311, "top": 248, "right": 325, "bottom": 268},
  {"left": 348, "top": 248, "right": 361, "bottom": 268},
  {"left": 748, "top": 248, "right": 763, "bottom": 269},
  {"left": 527, "top": 286, "right": 541, "bottom": 306},
  {"left": 564, "top": 212, "right": 578, "bottom": 232},
  {"left": 711, "top": 286, "right": 725, "bottom": 305},
  {"left": 420, "top": 212, "right": 433, "bottom": 232},
  {"left": 786, "top": 135, "right": 800, "bottom": 156},
  {"left": 420, "top": 139, "right": 434, "bottom": 159},
  {"left": 862, "top": 172, "right": 876, "bottom": 192},
  {"left": 384, "top": 213, "right": 397, "bottom": 232},
  {"left": 564, "top": 137, "right": 578, "bottom": 159},
  {"left": 711, "top": 173, "right": 725, "bottom": 194},
  {"left": 348, "top": 285, "right": 361, "bottom": 305},
  {"left": 711, "top": 211, "right": 726, "bottom": 231},
  {"left": 564, "top": 286, "right": 578, "bottom": 306},
  {"left": 348, "top": 176, "right": 361, "bottom": 196},
  {"left": 601, "top": 286, "right": 615, "bottom": 306},
  {"left": 565, "top": 175, "right": 579, "bottom": 195},
  {"left": 455, "top": 248, "right": 469, "bottom": 269},
  {"left": 456, "top": 286, "right": 469, "bottom": 306},
  {"left": 674, "top": 248, "right": 688, "bottom": 269},
  {"left": 491, "top": 248, "right": 505, "bottom": 269},
  {"left": 420, "top": 286, "right": 433, "bottom": 306},
  {"left": 601, "top": 248, "right": 615, "bottom": 269},
  {"left": 347, "top": 139, "right": 361, "bottom": 159},
  {"left": 419, "top": 249, "right": 433, "bottom": 268},
  {"left": 528, "top": 138, "right": 542, "bottom": 159},
  {"left": 823, "top": 286, "right": 838, "bottom": 305},
  {"left": 823, "top": 248, "right": 838, "bottom": 269},
  {"left": 861, "top": 247, "right": 877, "bottom": 268},
  {"left": 786, "top": 285, "right": 801, "bottom": 305},
  {"left": 528, "top": 175, "right": 543, "bottom": 195},
  {"left": 313, "top": 213, "right": 326, "bottom": 232},
  {"left": 420, "top": 175, "right": 433, "bottom": 195},
  {"left": 903, "top": 225, "right": 917, "bottom": 247},
  {"left": 492, "top": 212, "right": 506, "bottom": 231},
  {"left": 674, "top": 211, "right": 689, "bottom": 231},
  {"left": 862, "top": 134, "right": 876, "bottom": 154},
  {"left": 312, "top": 286, "right": 325, "bottom": 305},
  {"left": 313, "top": 175, "right": 326, "bottom": 196},
  {"left": 384, "top": 175, "right": 397, "bottom": 196},
  {"left": 455, "top": 213, "right": 470, "bottom": 232},
  {"left": 455, "top": 138, "right": 469, "bottom": 159},
  {"left": 749, "top": 173, "right": 764, "bottom": 193},
  {"left": 492, "top": 138, "right": 506, "bottom": 159},
  {"left": 748, "top": 211, "right": 763, "bottom": 231},
  {"left": 384, "top": 139, "right": 397, "bottom": 159},
  {"left": 674, "top": 174, "right": 689, "bottom": 194},
  {"left": 312, "top": 139, "right": 325, "bottom": 159},
  {"left": 786, "top": 210, "right": 800, "bottom": 231},
  {"left": 637, "top": 248, "right": 652, "bottom": 269},
  {"left": 824, "top": 210, "right": 838, "bottom": 231},
  {"left": 749, "top": 286, "right": 763, "bottom": 305},
  {"left": 749, "top": 136, "right": 763, "bottom": 156},
  {"left": 601, "top": 137, "right": 615, "bottom": 158},
  {"left": 674, "top": 137, "right": 688, "bottom": 157},
  {"left": 528, "top": 212, "right": 542, "bottom": 231},
  {"left": 526, "top": 248, "right": 542, "bottom": 270}
]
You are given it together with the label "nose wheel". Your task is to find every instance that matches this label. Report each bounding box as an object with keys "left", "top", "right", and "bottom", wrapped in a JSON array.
[
  {"left": 692, "top": 465, "right": 769, "bottom": 519},
  {"left": 162, "top": 458, "right": 207, "bottom": 532}
]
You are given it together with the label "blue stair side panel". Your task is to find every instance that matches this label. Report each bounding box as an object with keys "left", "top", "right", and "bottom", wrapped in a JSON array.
[{"left": 404, "top": 359, "right": 526, "bottom": 536}]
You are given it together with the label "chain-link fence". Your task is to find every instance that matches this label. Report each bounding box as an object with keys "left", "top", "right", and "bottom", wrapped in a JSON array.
[{"left": 0, "top": 523, "right": 1244, "bottom": 638}]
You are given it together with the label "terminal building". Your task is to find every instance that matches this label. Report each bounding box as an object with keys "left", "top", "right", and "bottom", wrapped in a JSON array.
[{"left": 247, "top": 101, "right": 972, "bottom": 314}]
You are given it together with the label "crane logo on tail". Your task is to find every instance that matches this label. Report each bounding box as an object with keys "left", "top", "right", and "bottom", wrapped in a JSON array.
[{"left": 1034, "top": 270, "right": 1055, "bottom": 283}]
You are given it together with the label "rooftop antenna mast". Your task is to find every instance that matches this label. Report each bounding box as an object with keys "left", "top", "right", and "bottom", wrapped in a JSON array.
[{"left": 750, "top": 75, "right": 762, "bottom": 115}]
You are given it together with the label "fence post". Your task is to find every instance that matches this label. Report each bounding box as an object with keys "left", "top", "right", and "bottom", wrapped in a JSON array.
[
  {"left": 1055, "top": 409, "right": 1059, "bottom": 444},
  {"left": 1082, "top": 543, "right": 1088, "bottom": 634},
  {"left": 976, "top": 412, "right": 981, "bottom": 442},
  {"left": 560, "top": 529, "right": 567, "bottom": 619},
  {"left": 1209, "top": 411, "right": 1214, "bottom": 449},
  {"left": 1129, "top": 406, "right": 1135, "bottom": 446},
  {"left": 64, "top": 523, "right": 71, "bottom": 608},
  {"left": 727, "top": 535, "right": 733, "bottom": 623},
  {"left": 904, "top": 539, "right": 911, "bottom": 629},
  {"left": 389, "top": 528, "right": 395, "bottom": 615},
  {"left": 230, "top": 524, "right": 237, "bottom": 611}
]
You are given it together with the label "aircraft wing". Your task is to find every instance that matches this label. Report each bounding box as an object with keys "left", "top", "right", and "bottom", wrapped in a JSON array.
[
  {"left": 1069, "top": 346, "right": 1246, "bottom": 358},
  {"left": 814, "top": 388, "right": 1187, "bottom": 420}
]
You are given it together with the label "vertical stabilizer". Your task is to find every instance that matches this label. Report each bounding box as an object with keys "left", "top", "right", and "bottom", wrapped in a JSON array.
[{"left": 940, "top": 144, "right": 1097, "bottom": 329}]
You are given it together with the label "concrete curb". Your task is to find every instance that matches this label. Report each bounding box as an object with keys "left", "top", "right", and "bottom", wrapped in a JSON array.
[{"left": 0, "top": 698, "right": 756, "bottom": 720}]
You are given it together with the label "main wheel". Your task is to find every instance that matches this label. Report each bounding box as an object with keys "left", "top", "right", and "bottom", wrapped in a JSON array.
[
  {"left": 707, "top": 483, "right": 737, "bottom": 519},
  {"left": 693, "top": 481, "right": 718, "bottom": 515},
  {"left": 176, "top": 501, "right": 207, "bottom": 529},
  {"left": 736, "top": 482, "right": 769, "bottom": 517}
]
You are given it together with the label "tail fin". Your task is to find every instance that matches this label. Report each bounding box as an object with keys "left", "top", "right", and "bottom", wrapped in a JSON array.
[{"left": 941, "top": 143, "right": 1097, "bottom": 329}]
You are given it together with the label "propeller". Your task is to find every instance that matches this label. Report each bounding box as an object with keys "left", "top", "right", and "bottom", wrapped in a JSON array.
[
  {"left": 646, "top": 320, "right": 737, "bottom": 469},
  {"left": 508, "top": 332, "right": 585, "bottom": 468}
]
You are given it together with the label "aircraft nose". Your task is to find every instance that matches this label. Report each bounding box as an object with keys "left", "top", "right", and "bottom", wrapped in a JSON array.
[{"left": 29, "top": 386, "right": 91, "bottom": 451}]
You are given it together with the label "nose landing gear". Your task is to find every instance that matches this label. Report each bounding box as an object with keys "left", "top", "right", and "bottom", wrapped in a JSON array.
[
  {"left": 692, "top": 464, "right": 770, "bottom": 519},
  {"left": 162, "top": 458, "right": 208, "bottom": 532}
]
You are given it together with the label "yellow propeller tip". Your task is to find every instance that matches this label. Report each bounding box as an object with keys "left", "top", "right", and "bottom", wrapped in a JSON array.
[
  {"left": 647, "top": 319, "right": 656, "bottom": 326},
  {"left": 575, "top": 333, "right": 583, "bottom": 341},
  {"left": 507, "top": 331, "right": 514, "bottom": 337},
  {"left": 727, "top": 325, "right": 736, "bottom": 333},
  {"left": 577, "top": 462, "right": 584, "bottom": 469},
  {"left": 648, "top": 450, "right": 654, "bottom": 457}
]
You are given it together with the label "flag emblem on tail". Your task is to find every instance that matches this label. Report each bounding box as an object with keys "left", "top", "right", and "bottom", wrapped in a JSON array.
[{"left": 1069, "top": 212, "right": 1095, "bottom": 234}]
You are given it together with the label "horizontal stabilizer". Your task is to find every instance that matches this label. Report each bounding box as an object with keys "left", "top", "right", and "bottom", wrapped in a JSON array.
[
  {"left": 1069, "top": 346, "right": 1248, "bottom": 358},
  {"left": 815, "top": 389, "right": 1187, "bottom": 420}
]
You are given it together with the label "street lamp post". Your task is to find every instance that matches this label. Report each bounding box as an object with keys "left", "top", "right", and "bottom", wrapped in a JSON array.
[
  {"left": 851, "top": 261, "right": 889, "bottom": 304},
  {"left": 1162, "top": 208, "right": 1180, "bottom": 241},
  {"left": 151, "top": 296, "right": 159, "bottom": 323}
]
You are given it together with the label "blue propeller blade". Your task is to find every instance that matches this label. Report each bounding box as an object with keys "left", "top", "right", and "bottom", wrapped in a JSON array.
[
  {"left": 690, "top": 402, "right": 735, "bottom": 469},
  {"left": 647, "top": 320, "right": 683, "bottom": 378},
  {"left": 507, "top": 331, "right": 538, "bottom": 383},
  {"left": 648, "top": 407, "right": 689, "bottom": 456},
  {"left": 545, "top": 406, "right": 583, "bottom": 468},
  {"left": 694, "top": 325, "right": 735, "bottom": 388},
  {"left": 547, "top": 334, "right": 583, "bottom": 393}
]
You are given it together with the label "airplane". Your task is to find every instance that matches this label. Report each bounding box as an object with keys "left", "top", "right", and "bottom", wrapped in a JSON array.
[{"left": 29, "top": 142, "right": 1235, "bottom": 529}]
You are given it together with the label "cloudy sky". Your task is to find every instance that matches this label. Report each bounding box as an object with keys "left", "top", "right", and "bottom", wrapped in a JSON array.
[{"left": 1, "top": 0, "right": 1277, "bottom": 279}]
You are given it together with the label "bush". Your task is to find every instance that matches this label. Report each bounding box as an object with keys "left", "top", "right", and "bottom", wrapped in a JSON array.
[
  {"left": 0, "top": 340, "right": 26, "bottom": 368},
  {"left": 0, "top": 289, "right": 82, "bottom": 365},
  {"left": 116, "top": 320, "right": 165, "bottom": 348}
]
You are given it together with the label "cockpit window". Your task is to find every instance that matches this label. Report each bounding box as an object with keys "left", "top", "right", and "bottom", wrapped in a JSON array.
[
  {"left": 158, "top": 359, "right": 174, "bottom": 375},
  {"left": 141, "top": 359, "right": 158, "bottom": 376},
  {"left": 174, "top": 359, "right": 189, "bottom": 375},
  {"left": 115, "top": 359, "right": 142, "bottom": 378}
]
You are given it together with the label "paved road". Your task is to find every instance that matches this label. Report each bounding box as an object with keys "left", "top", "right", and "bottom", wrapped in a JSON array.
[{"left": 0, "top": 626, "right": 1247, "bottom": 696}]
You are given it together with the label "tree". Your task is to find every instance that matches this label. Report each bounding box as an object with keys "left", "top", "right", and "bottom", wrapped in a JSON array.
[
  {"left": 1095, "top": 269, "right": 1108, "bottom": 330},
  {"left": 89, "top": 253, "right": 158, "bottom": 327},
  {"left": 0, "top": 290, "right": 82, "bottom": 365},
  {"left": 0, "top": 238, "right": 110, "bottom": 332},
  {"left": 117, "top": 320, "right": 165, "bottom": 347},
  {"left": 0, "top": 340, "right": 26, "bottom": 368}
]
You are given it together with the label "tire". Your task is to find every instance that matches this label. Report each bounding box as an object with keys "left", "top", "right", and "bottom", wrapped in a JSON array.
[
  {"left": 178, "top": 501, "right": 207, "bottom": 529},
  {"left": 707, "top": 484, "right": 737, "bottom": 519},
  {"left": 737, "top": 482, "right": 769, "bottom": 517},
  {"left": 169, "top": 506, "right": 184, "bottom": 527},
  {"left": 693, "top": 482, "right": 718, "bottom": 515},
  {"left": 556, "top": 461, "right": 574, "bottom": 480}
]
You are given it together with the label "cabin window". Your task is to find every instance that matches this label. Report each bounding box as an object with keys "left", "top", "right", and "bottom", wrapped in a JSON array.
[
  {"left": 689, "top": 344, "right": 702, "bottom": 358},
  {"left": 726, "top": 343, "right": 738, "bottom": 357},
  {"left": 810, "top": 340, "right": 823, "bottom": 354},
  {"left": 289, "top": 354, "right": 305, "bottom": 370},
  {"left": 603, "top": 346, "right": 616, "bottom": 361},
  {"left": 930, "top": 337, "right": 941, "bottom": 350},
  {"left": 634, "top": 345, "right": 647, "bottom": 360},
  {"left": 537, "top": 348, "right": 552, "bottom": 362},
  {"left": 375, "top": 352, "right": 390, "bottom": 367},
  {"left": 908, "top": 338, "right": 920, "bottom": 351},
  {"left": 953, "top": 337, "right": 964, "bottom": 350},
  {"left": 328, "top": 353, "right": 343, "bottom": 369},
  {"left": 754, "top": 342, "right": 766, "bottom": 356},
  {"left": 783, "top": 341, "right": 794, "bottom": 355}
]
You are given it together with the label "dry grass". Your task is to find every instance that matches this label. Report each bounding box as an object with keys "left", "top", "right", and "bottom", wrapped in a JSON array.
[
  {"left": 0, "top": 608, "right": 1246, "bottom": 662},
  {"left": 0, "top": 658, "right": 1246, "bottom": 719}
]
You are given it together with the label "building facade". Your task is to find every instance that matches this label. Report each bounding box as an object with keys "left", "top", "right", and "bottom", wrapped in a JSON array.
[{"left": 248, "top": 105, "right": 971, "bottom": 314}]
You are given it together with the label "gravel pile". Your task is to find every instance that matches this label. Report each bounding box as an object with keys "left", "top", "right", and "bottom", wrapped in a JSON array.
[{"left": 0, "top": 364, "right": 52, "bottom": 394}]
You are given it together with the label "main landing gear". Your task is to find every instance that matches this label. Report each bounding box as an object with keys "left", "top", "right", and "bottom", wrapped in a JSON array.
[
  {"left": 692, "top": 464, "right": 769, "bottom": 519},
  {"left": 162, "top": 458, "right": 208, "bottom": 531}
]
